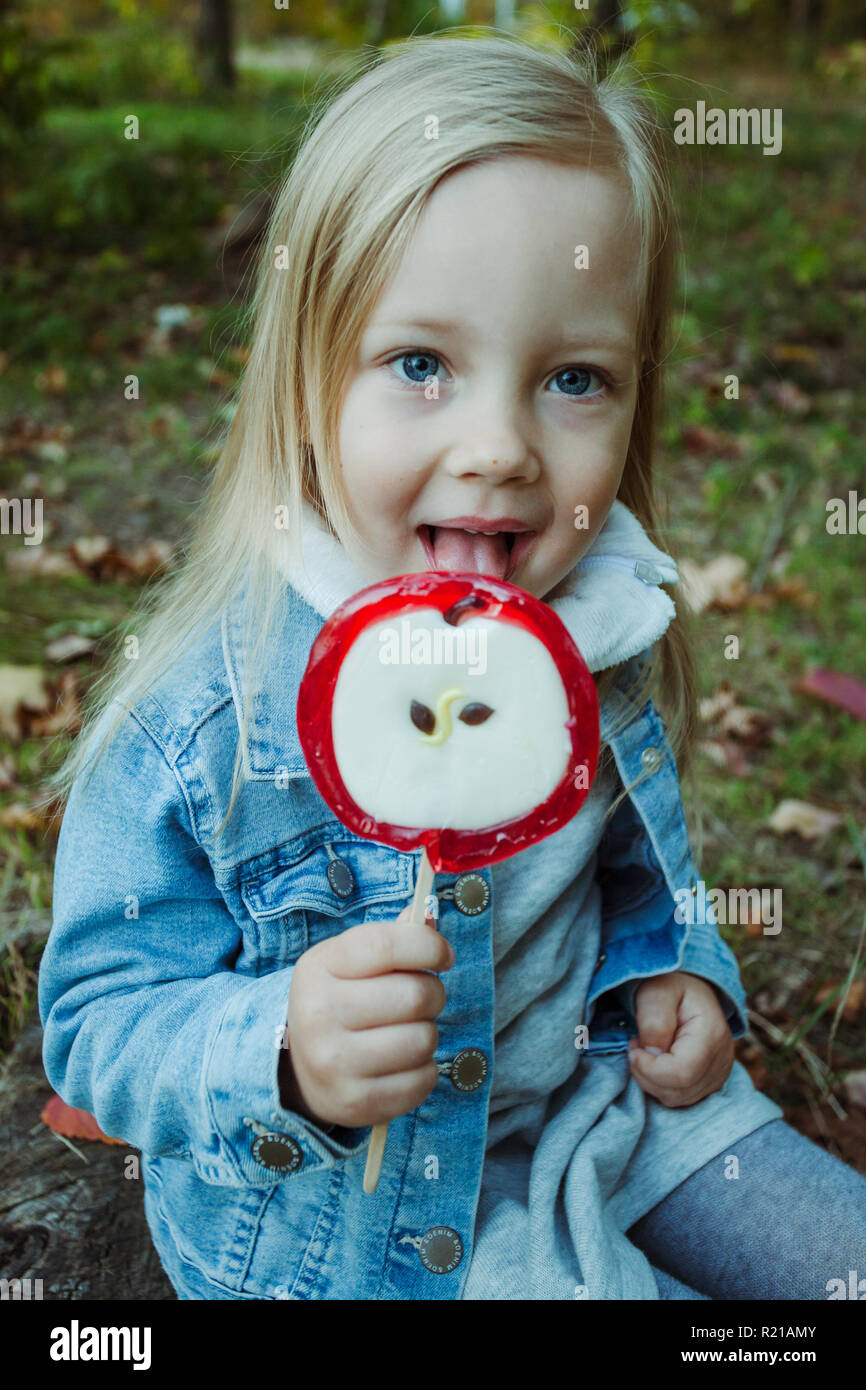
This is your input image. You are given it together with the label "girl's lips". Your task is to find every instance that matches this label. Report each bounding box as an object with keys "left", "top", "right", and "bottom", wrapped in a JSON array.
[{"left": 417, "top": 525, "right": 535, "bottom": 582}]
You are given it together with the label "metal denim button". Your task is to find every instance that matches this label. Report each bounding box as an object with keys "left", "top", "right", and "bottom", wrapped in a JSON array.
[
  {"left": 450, "top": 1048, "right": 488, "bottom": 1092},
  {"left": 453, "top": 872, "right": 490, "bottom": 915},
  {"left": 252, "top": 1133, "right": 303, "bottom": 1173},
  {"left": 326, "top": 857, "right": 355, "bottom": 898},
  {"left": 418, "top": 1227, "right": 463, "bottom": 1274},
  {"left": 641, "top": 746, "right": 662, "bottom": 772}
]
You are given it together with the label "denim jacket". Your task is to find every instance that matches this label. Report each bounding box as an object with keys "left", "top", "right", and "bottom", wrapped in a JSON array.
[{"left": 39, "top": 582, "right": 751, "bottom": 1300}]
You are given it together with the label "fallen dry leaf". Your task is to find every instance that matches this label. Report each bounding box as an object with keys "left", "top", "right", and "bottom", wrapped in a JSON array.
[
  {"left": 699, "top": 684, "right": 737, "bottom": 724},
  {"left": 682, "top": 424, "right": 742, "bottom": 458},
  {"left": 0, "top": 796, "right": 64, "bottom": 836},
  {"left": 815, "top": 978, "right": 865, "bottom": 1024},
  {"left": 843, "top": 1070, "right": 866, "bottom": 1109},
  {"left": 24, "top": 669, "right": 82, "bottom": 738},
  {"left": 0, "top": 416, "right": 71, "bottom": 459},
  {"left": 679, "top": 555, "right": 750, "bottom": 612},
  {"left": 125, "top": 538, "right": 172, "bottom": 579},
  {"left": 68, "top": 535, "right": 172, "bottom": 582},
  {"left": 69, "top": 535, "right": 113, "bottom": 573},
  {"left": 0, "top": 664, "right": 48, "bottom": 738},
  {"left": 4, "top": 547, "right": 78, "bottom": 578},
  {"left": 34, "top": 365, "right": 68, "bottom": 394},
  {"left": 766, "top": 577, "right": 818, "bottom": 607},
  {"left": 699, "top": 738, "right": 753, "bottom": 777},
  {"left": 765, "top": 379, "right": 811, "bottom": 415},
  {"left": 767, "top": 799, "right": 843, "bottom": 839},
  {"left": 770, "top": 343, "right": 819, "bottom": 365},
  {"left": 45, "top": 633, "right": 97, "bottom": 664},
  {"left": 796, "top": 668, "right": 866, "bottom": 722},
  {"left": 699, "top": 683, "right": 772, "bottom": 758},
  {"left": 0, "top": 666, "right": 82, "bottom": 742},
  {"left": 41, "top": 1092, "right": 128, "bottom": 1146},
  {"left": 716, "top": 702, "right": 773, "bottom": 745}
]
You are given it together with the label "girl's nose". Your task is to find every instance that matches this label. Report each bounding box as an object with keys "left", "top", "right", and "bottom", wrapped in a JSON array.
[
  {"left": 444, "top": 444, "right": 541, "bottom": 484},
  {"left": 442, "top": 393, "right": 540, "bottom": 484}
]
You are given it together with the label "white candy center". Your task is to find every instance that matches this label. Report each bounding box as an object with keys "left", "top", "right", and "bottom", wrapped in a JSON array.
[{"left": 331, "top": 607, "right": 572, "bottom": 830}]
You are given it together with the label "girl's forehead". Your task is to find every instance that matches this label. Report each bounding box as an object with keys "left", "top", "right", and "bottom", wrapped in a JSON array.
[
  {"left": 404, "top": 159, "right": 639, "bottom": 280},
  {"left": 426, "top": 155, "right": 634, "bottom": 216},
  {"left": 366, "top": 159, "right": 642, "bottom": 348}
]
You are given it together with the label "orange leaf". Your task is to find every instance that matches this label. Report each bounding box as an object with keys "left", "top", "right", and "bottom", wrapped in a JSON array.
[
  {"left": 41, "top": 1092, "right": 128, "bottom": 1145},
  {"left": 814, "top": 979, "right": 866, "bottom": 1024}
]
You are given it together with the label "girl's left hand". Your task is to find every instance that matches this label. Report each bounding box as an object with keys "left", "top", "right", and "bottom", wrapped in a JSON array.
[{"left": 627, "top": 971, "right": 735, "bottom": 1107}]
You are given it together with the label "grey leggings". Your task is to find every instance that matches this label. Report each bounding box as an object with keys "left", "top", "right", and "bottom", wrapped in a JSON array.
[{"left": 627, "top": 1118, "right": 866, "bottom": 1299}]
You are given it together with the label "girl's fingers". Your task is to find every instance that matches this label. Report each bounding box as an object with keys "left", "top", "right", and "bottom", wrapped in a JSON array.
[
  {"left": 326, "top": 914, "right": 452, "bottom": 980},
  {"left": 629, "top": 1027, "right": 716, "bottom": 1088},
  {"left": 333, "top": 969, "right": 448, "bottom": 1030},
  {"left": 336, "top": 1020, "right": 440, "bottom": 1078}
]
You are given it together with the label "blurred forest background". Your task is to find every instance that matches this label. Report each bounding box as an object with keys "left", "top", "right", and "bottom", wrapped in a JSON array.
[{"left": 1, "top": 0, "right": 865, "bottom": 1173}]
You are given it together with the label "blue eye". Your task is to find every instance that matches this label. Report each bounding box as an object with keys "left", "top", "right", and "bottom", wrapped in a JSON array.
[
  {"left": 389, "top": 351, "right": 445, "bottom": 387},
  {"left": 386, "top": 352, "right": 611, "bottom": 398},
  {"left": 548, "top": 366, "right": 607, "bottom": 398}
]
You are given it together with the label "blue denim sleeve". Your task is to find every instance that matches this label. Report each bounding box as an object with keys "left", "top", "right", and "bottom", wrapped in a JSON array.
[
  {"left": 612, "top": 904, "right": 750, "bottom": 1040},
  {"left": 39, "top": 706, "right": 368, "bottom": 1187}
]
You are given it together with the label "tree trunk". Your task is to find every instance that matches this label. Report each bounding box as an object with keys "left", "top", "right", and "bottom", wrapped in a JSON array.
[
  {"left": 195, "top": 0, "right": 235, "bottom": 92},
  {"left": 0, "top": 1013, "right": 175, "bottom": 1300},
  {"left": 364, "top": 0, "right": 390, "bottom": 47},
  {"left": 572, "top": 0, "right": 633, "bottom": 68}
]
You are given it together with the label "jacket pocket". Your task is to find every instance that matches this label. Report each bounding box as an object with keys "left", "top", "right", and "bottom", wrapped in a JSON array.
[
  {"left": 239, "top": 828, "right": 415, "bottom": 971},
  {"left": 143, "top": 1152, "right": 337, "bottom": 1299}
]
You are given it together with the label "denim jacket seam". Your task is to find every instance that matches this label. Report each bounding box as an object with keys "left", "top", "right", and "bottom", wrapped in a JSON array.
[
  {"left": 221, "top": 607, "right": 252, "bottom": 765},
  {"left": 172, "top": 739, "right": 219, "bottom": 847},
  {"left": 176, "top": 690, "right": 235, "bottom": 760},
  {"left": 203, "top": 988, "right": 260, "bottom": 1187},
  {"left": 125, "top": 704, "right": 207, "bottom": 850}
]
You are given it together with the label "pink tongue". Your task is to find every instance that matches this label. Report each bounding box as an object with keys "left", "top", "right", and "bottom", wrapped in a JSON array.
[{"left": 432, "top": 528, "right": 509, "bottom": 579}]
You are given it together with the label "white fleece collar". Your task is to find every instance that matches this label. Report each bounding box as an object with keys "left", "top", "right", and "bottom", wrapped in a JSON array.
[{"left": 276, "top": 500, "right": 679, "bottom": 673}]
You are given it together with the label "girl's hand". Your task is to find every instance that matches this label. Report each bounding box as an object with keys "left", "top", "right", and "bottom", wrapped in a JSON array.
[
  {"left": 283, "top": 903, "right": 453, "bottom": 1130},
  {"left": 626, "top": 971, "right": 734, "bottom": 1107}
]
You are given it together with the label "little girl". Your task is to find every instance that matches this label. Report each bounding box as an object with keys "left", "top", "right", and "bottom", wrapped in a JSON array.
[{"left": 39, "top": 34, "right": 866, "bottom": 1300}]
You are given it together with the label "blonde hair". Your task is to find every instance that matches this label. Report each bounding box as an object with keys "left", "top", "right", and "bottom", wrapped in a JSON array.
[{"left": 55, "top": 29, "right": 697, "bottom": 824}]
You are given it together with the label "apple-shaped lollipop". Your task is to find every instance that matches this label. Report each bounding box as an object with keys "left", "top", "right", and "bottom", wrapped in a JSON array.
[
  {"left": 296, "top": 570, "right": 599, "bottom": 1192},
  {"left": 297, "top": 571, "right": 599, "bottom": 873}
]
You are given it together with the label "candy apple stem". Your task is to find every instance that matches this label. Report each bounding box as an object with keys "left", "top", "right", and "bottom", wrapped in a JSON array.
[{"left": 363, "top": 847, "right": 435, "bottom": 1194}]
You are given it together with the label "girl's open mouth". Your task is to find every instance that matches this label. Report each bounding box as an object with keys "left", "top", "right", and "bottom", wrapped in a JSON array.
[{"left": 417, "top": 524, "right": 534, "bottom": 582}]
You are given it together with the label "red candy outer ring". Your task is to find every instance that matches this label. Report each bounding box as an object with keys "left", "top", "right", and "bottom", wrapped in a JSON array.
[{"left": 296, "top": 570, "right": 600, "bottom": 873}]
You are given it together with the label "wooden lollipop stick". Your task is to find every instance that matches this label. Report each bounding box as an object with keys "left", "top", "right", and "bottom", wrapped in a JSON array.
[{"left": 363, "top": 846, "right": 436, "bottom": 1194}]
